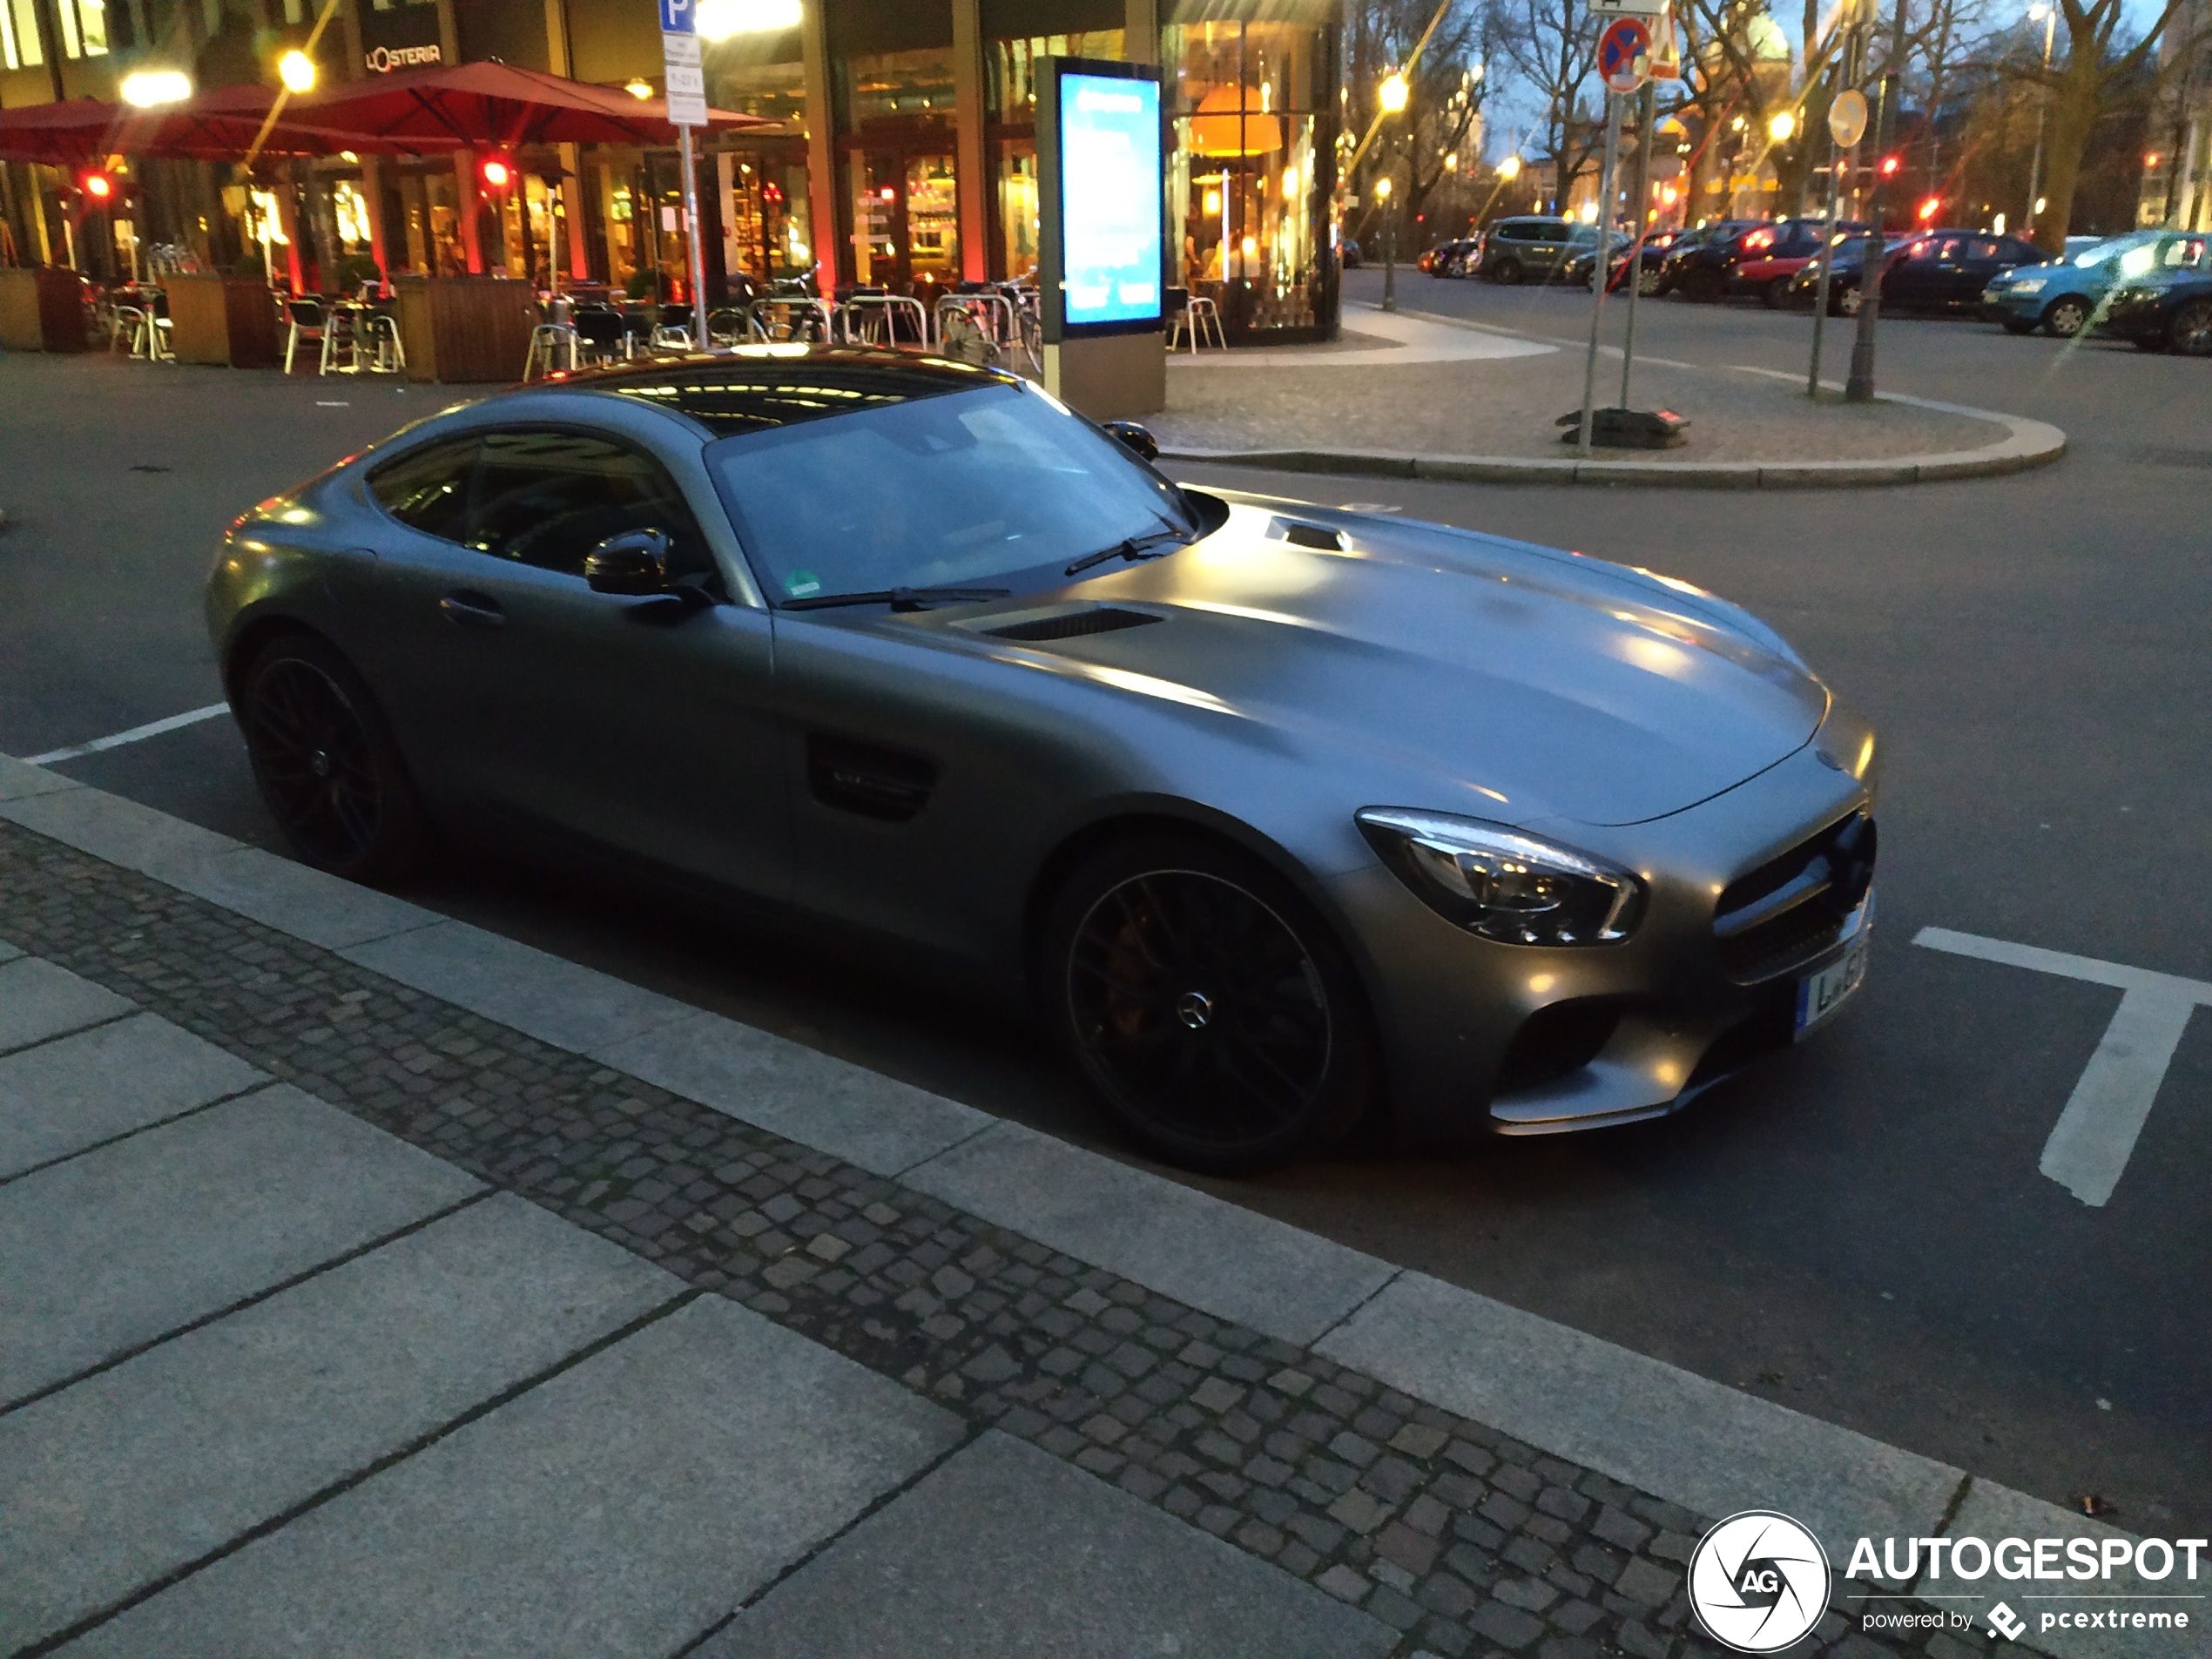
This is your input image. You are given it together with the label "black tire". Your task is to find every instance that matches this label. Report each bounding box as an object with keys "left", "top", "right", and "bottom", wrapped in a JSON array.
[
  {"left": 2169, "top": 300, "right": 2212, "bottom": 356},
  {"left": 1763, "top": 276, "right": 1792, "bottom": 309},
  {"left": 1490, "top": 258, "right": 1523, "bottom": 287},
  {"left": 1636, "top": 266, "right": 1664, "bottom": 297},
  {"left": 1834, "top": 283, "right": 1863, "bottom": 317},
  {"left": 236, "top": 631, "right": 430, "bottom": 885},
  {"left": 2001, "top": 318, "right": 2036, "bottom": 335},
  {"left": 1040, "top": 833, "right": 1378, "bottom": 1173},
  {"left": 2041, "top": 295, "right": 2089, "bottom": 337},
  {"left": 1683, "top": 266, "right": 1723, "bottom": 303}
]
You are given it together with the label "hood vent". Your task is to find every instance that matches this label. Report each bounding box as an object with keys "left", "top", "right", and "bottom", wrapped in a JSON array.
[
  {"left": 983, "top": 606, "right": 1162, "bottom": 643},
  {"left": 1269, "top": 517, "right": 1346, "bottom": 551}
]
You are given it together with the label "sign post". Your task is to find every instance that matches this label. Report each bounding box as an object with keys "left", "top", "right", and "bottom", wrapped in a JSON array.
[
  {"left": 1577, "top": 16, "right": 1649, "bottom": 455},
  {"left": 1808, "top": 86, "right": 1866, "bottom": 395},
  {"left": 660, "top": 0, "right": 710, "bottom": 348},
  {"left": 1035, "top": 56, "right": 1166, "bottom": 417}
]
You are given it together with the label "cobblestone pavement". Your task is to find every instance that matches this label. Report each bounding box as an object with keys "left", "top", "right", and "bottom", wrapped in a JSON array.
[{"left": 0, "top": 816, "right": 1984, "bottom": 1659}]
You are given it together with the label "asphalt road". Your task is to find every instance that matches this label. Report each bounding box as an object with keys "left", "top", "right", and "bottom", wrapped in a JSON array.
[{"left": 2, "top": 287, "right": 2207, "bottom": 1541}]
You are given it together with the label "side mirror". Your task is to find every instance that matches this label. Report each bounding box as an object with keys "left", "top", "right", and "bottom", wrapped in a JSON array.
[
  {"left": 1103, "top": 421, "right": 1160, "bottom": 462},
  {"left": 584, "top": 528, "right": 671, "bottom": 596}
]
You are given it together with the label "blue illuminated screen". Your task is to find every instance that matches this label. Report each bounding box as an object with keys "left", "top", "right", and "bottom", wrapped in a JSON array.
[{"left": 1057, "top": 72, "right": 1163, "bottom": 327}]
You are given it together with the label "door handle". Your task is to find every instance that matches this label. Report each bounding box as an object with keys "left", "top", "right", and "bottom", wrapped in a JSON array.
[{"left": 440, "top": 590, "right": 505, "bottom": 630}]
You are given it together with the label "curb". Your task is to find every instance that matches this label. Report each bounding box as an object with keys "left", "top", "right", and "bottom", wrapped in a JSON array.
[
  {"left": 0, "top": 750, "right": 2184, "bottom": 1659},
  {"left": 1161, "top": 306, "right": 2068, "bottom": 489}
]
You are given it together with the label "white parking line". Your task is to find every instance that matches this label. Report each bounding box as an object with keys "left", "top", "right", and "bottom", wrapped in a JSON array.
[
  {"left": 1915, "top": 927, "right": 2212, "bottom": 1205},
  {"left": 25, "top": 705, "right": 231, "bottom": 766}
]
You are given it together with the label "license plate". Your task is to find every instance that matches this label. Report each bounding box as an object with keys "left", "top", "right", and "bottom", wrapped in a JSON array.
[{"left": 1795, "top": 898, "right": 1872, "bottom": 1038}]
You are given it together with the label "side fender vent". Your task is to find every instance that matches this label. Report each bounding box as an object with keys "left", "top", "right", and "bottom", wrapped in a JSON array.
[
  {"left": 984, "top": 606, "right": 1163, "bottom": 643},
  {"left": 1269, "top": 517, "right": 1346, "bottom": 551},
  {"left": 806, "top": 734, "right": 937, "bottom": 822}
]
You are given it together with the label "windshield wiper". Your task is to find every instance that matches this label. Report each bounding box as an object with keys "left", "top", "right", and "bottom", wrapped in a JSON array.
[
  {"left": 1064, "top": 525, "right": 1195, "bottom": 577},
  {"left": 781, "top": 585, "right": 1012, "bottom": 612}
]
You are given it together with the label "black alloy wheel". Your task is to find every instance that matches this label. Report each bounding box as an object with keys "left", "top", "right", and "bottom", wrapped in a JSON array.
[
  {"left": 239, "top": 633, "right": 429, "bottom": 883},
  {"left": 2042, "top": 296, "right": 2089, "bottom": 337},
  {"left": 1490, "top": 258, "right": 1524, "bottom": 286},
  {"left": 1043, "top": 836, "right": 1375, "bottom": 1173},
  {"left": 2170, "top": 300, "right": 2212, "bottom": 356}
]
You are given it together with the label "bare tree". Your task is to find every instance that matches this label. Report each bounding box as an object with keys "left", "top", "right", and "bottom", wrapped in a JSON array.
[
  {"left": 1345, "top": 0, "right": 1499, "bottom": 244},
  {"left": 1492, "top": 0, "right": 1604, "bottom": 212}
]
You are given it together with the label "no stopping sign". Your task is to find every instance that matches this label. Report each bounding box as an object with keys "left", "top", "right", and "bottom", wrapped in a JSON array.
[{"left": 1598, "top": 17, "right": 1652, "bottom": 95}]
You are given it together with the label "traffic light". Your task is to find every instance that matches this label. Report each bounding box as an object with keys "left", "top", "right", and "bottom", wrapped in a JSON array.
[
  {"left": 1918, "top": 196, "right": 1941, "bottom": 221},
  {"left": 1878, "top": 154, "right": 1901, "bottom": 178}
]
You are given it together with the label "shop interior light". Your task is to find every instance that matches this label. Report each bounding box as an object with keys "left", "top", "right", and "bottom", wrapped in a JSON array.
[
  {"left": 121, "top": 69, "right": 192, "bottom": 107},
  {"left": 625, "top": 78, "right": 654, "bottom": 99},
  {"left": 480, "top": 156, "right": 513, "bottom": 190},
  {"left": 81, "top": 172, "right": 114, "bottom": 199},
  {"left": 696, "top": 0, "right": 802, "bottom": 37},
  {"left": 278, "top": 50, "right": 318, "bottom": 94},
  {"left": 1281, "top": 165, "right": 1299, "bottom": 197}
]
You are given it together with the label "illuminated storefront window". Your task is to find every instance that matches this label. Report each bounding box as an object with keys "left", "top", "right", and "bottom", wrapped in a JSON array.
[
  {"left": 839, "top": 47, "right": 958, "bottom": 293},
  {"left": 987, "top": 30, "right": 1122, "bottom": 281}
]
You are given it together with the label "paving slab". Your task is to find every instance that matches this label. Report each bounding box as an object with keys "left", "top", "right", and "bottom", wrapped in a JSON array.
[
  {"left": 0, "top": 781, "right": 240, "bottom": 880},
  {"left": 342, "top": 918, "right": 697, "bottom": 1055},
  {"left": 0, "top": 1194, "right": 679, "bottom": 1653},
  {"left": 704, "top": 1429, "right": 1396, "bottom": 1659},
  {"left": 592, "top": 1008, "right": 992, "bottom": 1179},
  {"left": 0, "top": 937, "right": 21, "bottom": 962},
  {"left": 64, "top": 1294, "right": 965, "bottom": 1659},
  {"left": 1315, "top": 1268, "right": 1965, "bottom": 1550},
  {"left": 0, "top": 1082, "right": 482, "bottom": 1404},
  {"left": 0, "top": 1012, "right": 266, "bottom": 1177},
  {"left": 165, "top": 845, "right": 440, "bottom": 951},
  {"left": 0, "top": 956, "right": 135, "bottom": 1056},
  {"left": 901, "top": 1117, "right": 1397, "bottom": 1347}
]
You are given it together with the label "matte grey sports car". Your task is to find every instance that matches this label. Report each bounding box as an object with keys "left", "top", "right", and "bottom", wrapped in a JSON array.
[{"left": 206, "top": 348, "right": 1878, "bottom": 1172}]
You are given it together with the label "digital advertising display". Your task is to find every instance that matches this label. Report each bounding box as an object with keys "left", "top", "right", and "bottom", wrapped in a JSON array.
[{"left": 1038, "top": 59, "right": 1163, "bottom": 341}]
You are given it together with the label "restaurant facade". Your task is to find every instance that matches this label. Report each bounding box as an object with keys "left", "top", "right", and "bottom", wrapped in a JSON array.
[{"left": 0, "top": 0, "right": 1344, "bottom": 341}]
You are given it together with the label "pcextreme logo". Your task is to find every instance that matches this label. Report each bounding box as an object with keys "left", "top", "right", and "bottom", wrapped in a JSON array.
[{"left": 1689, "top": 1512, "right": 2209, "bottom": 1649}]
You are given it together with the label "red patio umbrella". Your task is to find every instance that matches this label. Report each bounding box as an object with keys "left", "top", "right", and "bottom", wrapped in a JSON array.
[
  {"left": 280, "top": 60, "right": 764, "bottom": 152},
  {"left": 0, "top": 89, "right": 388, "bottom": 167}
]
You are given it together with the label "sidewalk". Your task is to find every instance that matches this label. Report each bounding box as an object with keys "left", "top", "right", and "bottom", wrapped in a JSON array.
[
  {"left": 1155, "top": 304, "right": 2065, "bottom": 487},
  {"left": 0, "top": 751, "right": 2173, "bottom": 1659}
]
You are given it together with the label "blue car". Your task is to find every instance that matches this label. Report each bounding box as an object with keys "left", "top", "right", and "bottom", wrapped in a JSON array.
[{"left": 1982, "top": 228, "right": 2211, "bottom": 337}]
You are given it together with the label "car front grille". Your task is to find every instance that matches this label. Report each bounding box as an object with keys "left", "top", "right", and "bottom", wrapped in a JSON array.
[{"left": 1712, "top": 811, "right": 1876, "bottom": 984}]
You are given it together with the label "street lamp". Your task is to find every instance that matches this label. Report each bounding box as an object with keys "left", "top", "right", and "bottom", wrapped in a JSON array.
[
  {"left": 2025, "top": 3, "right": 2059, "bottom": 244},
  {"left": 1768, "top": 111, "right": 1797, "bottom": 142},
  {"left": 277, "top": 50, "right": 318, "bottom": 94},
  {"left": 1498, "top": 153, "right": 1521, "bottom": 181},
  {"left": 1379, "top": 72, "right": 1408, "bottom": 113},
  {"left": 1376, "top": 172, "right": 1397, "bottom": 311}
]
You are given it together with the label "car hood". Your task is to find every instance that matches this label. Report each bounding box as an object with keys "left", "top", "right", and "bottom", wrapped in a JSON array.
[{"left": 938, "top": 501, "right": 1830, "bottom": 827}]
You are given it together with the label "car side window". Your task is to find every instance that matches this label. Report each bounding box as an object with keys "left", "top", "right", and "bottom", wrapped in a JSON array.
[
  {"left": 368, "top": 436, "right": 477, "bottom": 543},
  {"left": 1968, "top": 239, "right": 2002, "bottom": 260},
  {"left": 462, "top": 428, "right": 711, "bottom": 582}
]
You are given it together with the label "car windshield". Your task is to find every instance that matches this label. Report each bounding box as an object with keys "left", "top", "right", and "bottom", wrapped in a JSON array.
[
  {"left": 2066, "top": 232, "right": 2155, "bottom": 268},
  {"left": 705, "top": 381, "right": 1194, "bottom": 604}
]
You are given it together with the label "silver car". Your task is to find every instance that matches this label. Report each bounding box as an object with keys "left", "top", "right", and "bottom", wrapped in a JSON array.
[{"left": 206, "top": 349, "right": 1878, "bottom": 1172}]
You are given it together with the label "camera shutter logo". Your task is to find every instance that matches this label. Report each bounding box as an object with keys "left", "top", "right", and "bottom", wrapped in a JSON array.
[{"left": 1688, "top": 1511, "right": 1832, "bottom": 1653}]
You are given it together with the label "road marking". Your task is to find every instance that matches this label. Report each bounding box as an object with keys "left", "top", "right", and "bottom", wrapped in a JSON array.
[
  {"left": 1914, "top": 927, "right": 2211, "bottom": 1205},
  {"left": 24, "top": 705, "right": 231, "bottom": 766}
]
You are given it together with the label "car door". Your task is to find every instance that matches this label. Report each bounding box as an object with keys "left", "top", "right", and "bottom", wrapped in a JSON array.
[
  {"left": 1883, "top": 238, "right": 1941, "bottom": 306},
  {"left": 1952, "top": 238, "right": 2013, "bottom": 304},
  {"left": 353, "top": 421, "right": 790, "bottom": 902}
]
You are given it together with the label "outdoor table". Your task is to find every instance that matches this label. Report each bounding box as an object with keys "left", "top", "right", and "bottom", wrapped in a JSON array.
[
  {"left": 392, "top": 275, "right": 539, "bottom": 383},
  {"left": 161, "top": 273, "right": 280, "bottom": 368},
  {"left": 0, "top": 266, "right": 88, "bottom": 353}
]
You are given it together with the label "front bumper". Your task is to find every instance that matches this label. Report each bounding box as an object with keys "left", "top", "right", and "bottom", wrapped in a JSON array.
[
  {"left": 1981, "top": 287, "right": 2043, "bottom": 322},
  {"left": 1326, "top": 732, "right": 1876, "bottom": 1144}
]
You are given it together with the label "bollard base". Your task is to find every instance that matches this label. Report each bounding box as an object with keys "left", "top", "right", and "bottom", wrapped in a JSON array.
[{"left": 1555, "top": 407, "right": 1690, "bottom": 449}]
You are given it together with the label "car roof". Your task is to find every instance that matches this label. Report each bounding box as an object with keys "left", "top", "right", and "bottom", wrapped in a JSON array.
[{"left": 531, "top": 347, "right": 1015, "bottom": 438}]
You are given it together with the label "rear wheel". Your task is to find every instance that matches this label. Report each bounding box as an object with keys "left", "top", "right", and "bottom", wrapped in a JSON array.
[
  {"left": 1637, "top": 266, "right": 1664, "bottom": 296},
  {"left": 1041, "top": 834, "right": 1377, "bottom": 1173},
  {"left": 1836, "top": 284, "right": 1863, "bottom": 317},
  {"left": 237, "top": 632, "right": 429, "bottom": 884},
  {"left": 1763, "top": 276, "right": 1792, "bottom": 309},
  {"left": 2041, "top": 295, "right": 2089, "bottom": 337},
  {"left": 2169, "top": 300, "right": 2212, "bottom": 356}
]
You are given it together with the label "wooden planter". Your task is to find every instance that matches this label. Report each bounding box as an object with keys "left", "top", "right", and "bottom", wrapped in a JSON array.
[
  {"left": 0, "top": 266, "right": 88, "bottom": 353},
  {"left": 393, "top": 276, "right": 538, "bottom": 384},
  {"left": 163, "top": 274, "right": 281, "bottom": 368}
]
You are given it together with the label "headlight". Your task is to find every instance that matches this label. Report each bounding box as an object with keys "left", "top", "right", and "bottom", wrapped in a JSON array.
[
  {"left": 2010, "top": 277, "right": 2045, "bottom": 293},
  {"left": 1357, "top": 809, "right": 1645, "bottom": 945}
]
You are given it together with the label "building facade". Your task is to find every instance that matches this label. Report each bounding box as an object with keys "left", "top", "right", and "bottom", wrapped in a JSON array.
[{"left": 0, "top": 0, "right": 1343, "bottom": 341}]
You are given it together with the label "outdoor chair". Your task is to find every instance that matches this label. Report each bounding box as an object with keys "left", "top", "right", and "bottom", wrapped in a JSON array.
[
  {"left": 523, "top": 321, "right": 580, "bottom": 380},
  {"left": 570, "top": 307, "right": 627, "bottom": 365},
  {"left": 1166, "top": 287, "right": 1224, "bottom": 352},
  {"left": 649, "top": 303, "right": 695, "bottom": 349},
  {"left": 283, "top": 300, "right": 326, "bottom": 374},
  {"left": 107, "top": 303, "right": 147, "bottom": 356},
  {"left": 318, "top": 305, "right": 361, "bottom": 375},
  {"left": 357, "top": 310, "right": 405, "bottom": 374}
]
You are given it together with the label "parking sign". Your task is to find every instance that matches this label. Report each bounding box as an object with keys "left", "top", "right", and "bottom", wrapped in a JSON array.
[{"left": 658, "top": 0, "right": 693, "bottom": 34}]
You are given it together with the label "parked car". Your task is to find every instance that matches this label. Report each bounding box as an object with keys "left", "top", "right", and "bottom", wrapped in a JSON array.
[
  {"left": 1658, "top": 220, "right": 1763, "bottom": 301},
  {"left": 1981, "top": 228, "right": 2211, "bottom": 337},
  {"left": 1730, "top": 218, "right": 1873, "bottom": 307},
  {"left": 1474, "top": 217, "right": 1602, "bottom": 285},
  {"left": 1422, "top": 237, "right": 1479, "bottom": 277},
  {"left": 1341, "top": 237, "right": 1365, "bottom": 268},
  {"left": 2099, "top": 267, "right": 2212, "bottom": 354},
  {"left": 1786, "top": 230, "right": 2039, "bottom": 315},
  {"left": 1564, "top": 226, "right": 1690, "bottom": 293},
  {"left": 206, "top": 348, "right": 1878, "bottom": 1173}
]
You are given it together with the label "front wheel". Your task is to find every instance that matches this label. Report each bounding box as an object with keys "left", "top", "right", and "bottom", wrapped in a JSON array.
[
  {"left": 1763, "top": 276, "right": 1792, "bottom": 309},
  {"left": 1636, "top": 266, "right": 1664, "bottom": 297},
  {"left": 237, "top": 632, "right": 430, "bottom": 884},
  {"left": 1835, "top": 284, "right": 1863, "bottom": 317},
  {"left": 1490, "top": 259, "right": 1523, "bottom": 287},
  {"left": 2041, "top": 296, "right": 2089, "bottom": 337},
  {"left": 2169, "top": 300, "right": 2212, "bottom": 356},
  {"left": 1040, "top": 835, "right": 1377, "bottom": 1173}
]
